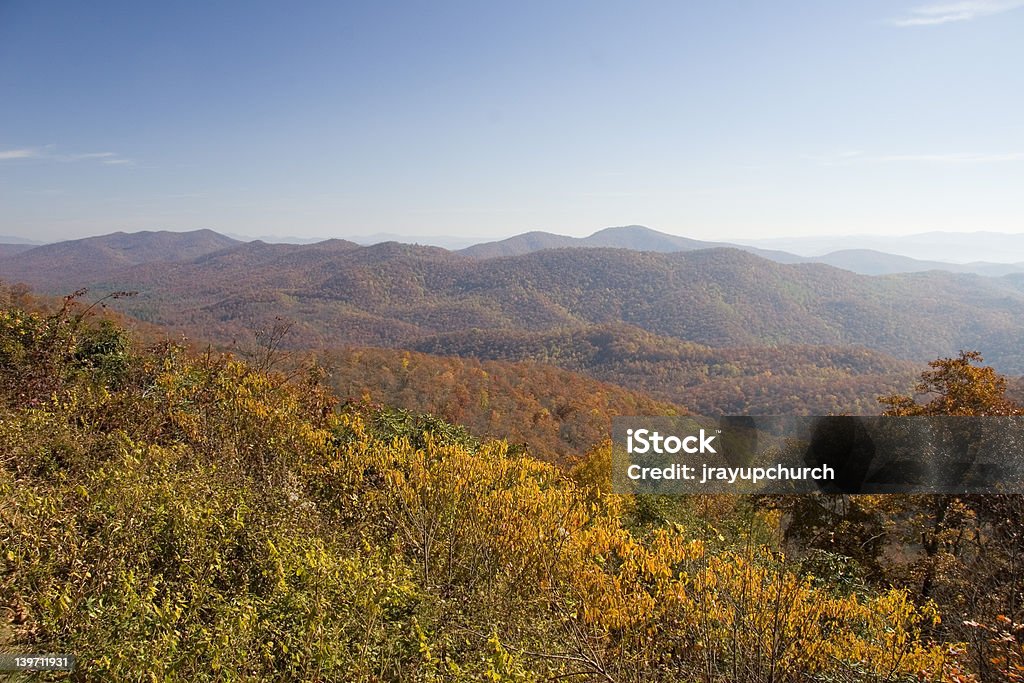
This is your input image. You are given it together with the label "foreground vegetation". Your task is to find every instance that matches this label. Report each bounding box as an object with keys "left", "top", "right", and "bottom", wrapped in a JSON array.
[{"left": 1, "top": 288, "right": 1021, "bottom": 681}]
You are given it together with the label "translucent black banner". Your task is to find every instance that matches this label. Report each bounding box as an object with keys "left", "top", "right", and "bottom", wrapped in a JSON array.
[{"left": 611, "top": 416, "right": 1024, "bottom": 494}]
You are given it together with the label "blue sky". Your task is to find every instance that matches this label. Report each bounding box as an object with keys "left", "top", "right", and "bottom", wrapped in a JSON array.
[{"left": 1, "top": 0, "right": 1022, "bottom": 242}]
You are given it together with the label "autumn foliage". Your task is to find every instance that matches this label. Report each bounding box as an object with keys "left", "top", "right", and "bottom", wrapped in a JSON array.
[{"left": 0, "top": 292, "right": 995, "bottom": 681}]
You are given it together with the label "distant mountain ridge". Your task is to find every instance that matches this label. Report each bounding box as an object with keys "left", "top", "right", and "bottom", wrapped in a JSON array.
[
  {"left": 460, "top": 225, "right": 1024, "bottom": 276},
  {"left": 0, "top": 235, "right": 46, "bottom": 245},
  {"left": 813, "top": 249, "right": 1024, "bottom": 277},
  {"left": 0, "top": 229, "right": 241, "bottom": 285},
  {"left": 0, "top": 234, "right": 47, "bottom": 259},
  {"left": 459, "top": 225, "right": 805, "bottom": 264},
  {"left": 736, "top": 231, "right": 1024, "bottom": 264},
  {"left": 5, "top": 226, "right": 1024, "bottom": 279}
]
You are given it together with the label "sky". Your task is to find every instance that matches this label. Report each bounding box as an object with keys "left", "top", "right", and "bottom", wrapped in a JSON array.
[{"left": 1, "top": 0, "right": 1023, "bottom": 243}]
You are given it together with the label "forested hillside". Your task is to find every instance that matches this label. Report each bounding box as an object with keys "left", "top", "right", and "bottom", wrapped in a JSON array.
[
  {"left": 5, "top": 237, "right": 1024, "bottom": 374},
  {"left": 320, "top": 346, "right": 686, "bottom": 463},
  {"left": 413, "top": 324, "right": 920, "bottom": 415},
  {"left": 0, "top": 244, "right": 34, "bottom": 259},
  {"left": 6, "top": 287, "right": 1014, "bottom": 682}
]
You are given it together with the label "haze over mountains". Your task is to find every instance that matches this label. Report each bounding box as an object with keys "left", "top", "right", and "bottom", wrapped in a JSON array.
[
  {"left": 0, "top": 234, "right": 45, "bottom": 258},
  {"left": 734, "top": 232, "right": 1024, "bottom": 265},
  {"left": 0, "top": 235, "right": 45, "bottom": 245},
  {"left": 6, "top": 225, "right": 1023, "bottom": 278},
  {"left": 458, "top": 225, "right": 1024, "bottom": 276}
]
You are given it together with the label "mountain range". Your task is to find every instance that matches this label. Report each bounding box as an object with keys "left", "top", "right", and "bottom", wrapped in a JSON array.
[
  {"left": 6, "top": 225, "right": 1024, "bottom": 278},
  {"left": 458, "top": 225, "right": 1024, "bottom": 276},
  {"left": 3, "top": 228, "right": 1024, "bottom": 372}
]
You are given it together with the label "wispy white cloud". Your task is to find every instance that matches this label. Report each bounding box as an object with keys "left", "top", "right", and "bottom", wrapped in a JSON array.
[
  {"left": 65, "top": 151, "right": 117, "bottom": 161},
  {"left": 889, "top": 0, "right": 1024, "bottom": 26},
  {"left": 0, "top": 148, "right": 40, "bottom": 160},
  {"left": 810, "top": 150, "right": 1024, "bottom": 166},
  {"left": 803, "top": 150, "right": 865, "bottom": 165},
  {"left": 57, "top": 150, "right": 134, "bottom": 165},
  {"left": 576, "top": 191, "right": 653, "bottom": 199},
  {"left": 0, "top": 146, "right": 134, "bottom": 166},
  {"left": 872, "top": 152, "right": 1024, "bottom": 162}
]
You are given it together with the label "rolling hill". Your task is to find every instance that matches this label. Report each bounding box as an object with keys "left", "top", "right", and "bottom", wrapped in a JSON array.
[
  {"left": 459, "top": 224, "right": 805, "bottom": 263},
  {"left": 0, "top": 229, "right": 241, "bottom": 286}
]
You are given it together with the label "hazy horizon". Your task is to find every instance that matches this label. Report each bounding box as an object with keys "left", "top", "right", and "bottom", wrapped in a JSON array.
[
  {"left": 9, "top": 224, "right": 1024, "bottom": 265},
  {"left": 2, "top": 1, "right": 1022, "bottom": 243}
]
